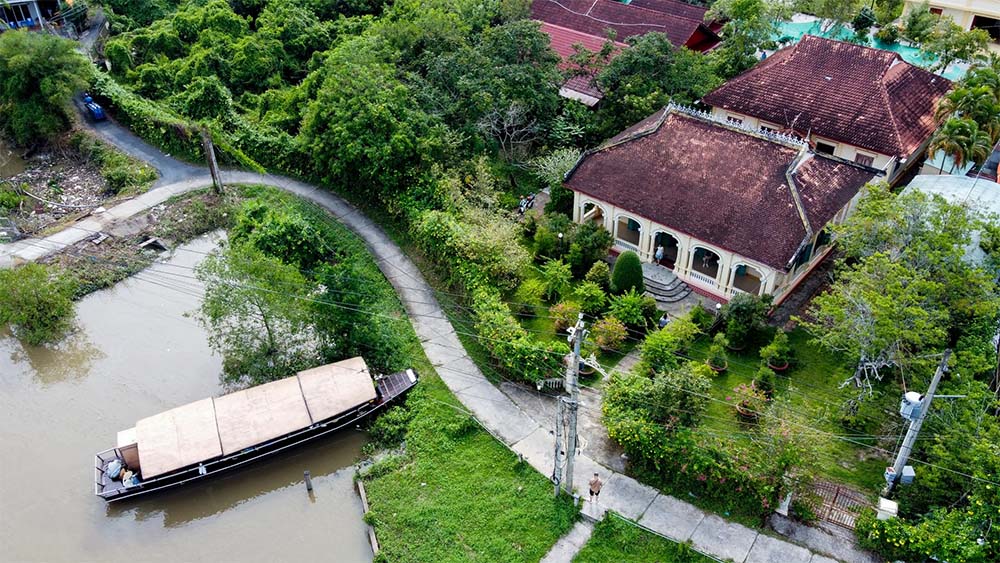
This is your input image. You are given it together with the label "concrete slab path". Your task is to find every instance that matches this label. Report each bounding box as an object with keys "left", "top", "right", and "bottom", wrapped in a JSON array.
[
  {"left": 0, "top": 120, "right": 877, "bottom": 563},
  {"left": 539, "top": 520, "right": 593, "bottom": 563}
]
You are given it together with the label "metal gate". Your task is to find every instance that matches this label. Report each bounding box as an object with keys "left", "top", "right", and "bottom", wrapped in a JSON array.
[{"left": 814, "top": 481, "right": 870, "bottom": 529}]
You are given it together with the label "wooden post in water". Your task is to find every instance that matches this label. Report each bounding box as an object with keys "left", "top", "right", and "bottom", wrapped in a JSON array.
[{"left": 304, "top": 470, "right": 313, "bottom": 492}]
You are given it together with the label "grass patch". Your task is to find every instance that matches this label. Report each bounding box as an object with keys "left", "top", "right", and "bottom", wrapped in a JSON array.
[
  {"left": 573, "top": 514, "right": 713, "bottom": 563},
  {"left": 684, "top": 328, "right": 889, "bottom": 493},
  {"left": 362, "top": 360, "right": 578, "bottom": 563}
]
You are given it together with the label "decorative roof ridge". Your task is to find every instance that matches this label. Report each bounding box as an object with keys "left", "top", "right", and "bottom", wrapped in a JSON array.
[{"left": 666, "top": 102, "right": 810, "bottom": 149}]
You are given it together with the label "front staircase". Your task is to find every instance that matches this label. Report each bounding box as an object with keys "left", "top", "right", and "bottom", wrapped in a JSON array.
[{"left": 641, "top": 262, "right": 691, "bottom": 304}]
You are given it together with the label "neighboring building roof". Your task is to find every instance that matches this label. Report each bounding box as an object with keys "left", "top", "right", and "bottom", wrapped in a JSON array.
[
  {"left": 627, "top": 0, "right": 722, "bottom": 30},
  {"left": 565, "top": 106, "right": 879, "bottom": 270},
  {"left": 531, "top": 0, "right": 720, "bottom": 51},
  {"left": 702, "top": 35, "right": 952, "bottom": 158},
  {"left": 541, "top": 21, "right": 627, "bottom": 102}
]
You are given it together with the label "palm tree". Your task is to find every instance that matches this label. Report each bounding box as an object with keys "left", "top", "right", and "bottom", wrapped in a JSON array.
[
  {"left": 928, "top": 118, "right": 993, "bottom": 174},
  {"left": 935, "top": 86, "right": 1000, "bottom": 143}
]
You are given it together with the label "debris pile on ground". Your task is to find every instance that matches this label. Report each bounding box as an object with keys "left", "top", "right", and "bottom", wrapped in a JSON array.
[{"left": 1, "top": 152, "right": 108, "bottom": 235}]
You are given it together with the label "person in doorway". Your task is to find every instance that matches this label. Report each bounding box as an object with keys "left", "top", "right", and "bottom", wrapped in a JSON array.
[
  {"left": 589, "top": 473, "right": 603, "bottom": 502},
  {"left": 654, "top": 244, "right": 664, "bottom": 264}
]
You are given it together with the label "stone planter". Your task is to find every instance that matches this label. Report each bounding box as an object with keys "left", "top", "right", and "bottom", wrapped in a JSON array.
[
  {"left": 736, "top": 403, "right": 759, "bottom": 423},
  {"left": 707, "top": 360, "right": 728, "bottom": 373}
]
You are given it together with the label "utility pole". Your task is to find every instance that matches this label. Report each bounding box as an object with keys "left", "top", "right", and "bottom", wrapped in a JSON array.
[
  {"left": 552, "top": 398, "right": 564, "bottom": 497},
  {"left": 201, "top": 128, "right": 223, "bottom": 195},
  {"left": 563, "top": 314, "right": 587, "bottom": 496},
  {"left": 885, "top": 349, "right": 951, "bottom": 494}
]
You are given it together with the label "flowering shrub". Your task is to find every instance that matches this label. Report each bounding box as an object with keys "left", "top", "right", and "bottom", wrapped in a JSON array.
[
  {"left": 550, "top": 301, "right": 582, "bottom": 333},
  {"left": 592, "top": 316, "right": 626, "bottom": 351}
]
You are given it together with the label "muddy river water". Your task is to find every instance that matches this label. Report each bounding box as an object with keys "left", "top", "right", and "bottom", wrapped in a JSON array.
[
  {"left": 0, "top": 234, "right": 374, "bottom": 562},
  {"left": 0, "top": 139, "right": 27, "bottom": 179}
]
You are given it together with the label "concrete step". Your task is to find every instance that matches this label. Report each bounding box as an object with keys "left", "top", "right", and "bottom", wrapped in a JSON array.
[{"left": 643, "top": 275, "right": 692, "bottom": 303}]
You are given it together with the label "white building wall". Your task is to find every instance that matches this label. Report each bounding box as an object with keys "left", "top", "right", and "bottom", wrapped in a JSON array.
[{"left": 573, "top": 189, "right": 861, "bottom": 304}]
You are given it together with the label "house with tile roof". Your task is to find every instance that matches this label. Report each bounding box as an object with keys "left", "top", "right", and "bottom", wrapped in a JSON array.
[
  {"left": 903, "top": 1, "right": 1000, "bottom": 52},
  {"left": 532, "top": 0, "right": 720, "bottom": 104},
  {"left": 702, "top": 35, "right": 952, "bottom": 184},
  {"left": 565, "top": 104, "right": 880, "bottom": 303}
]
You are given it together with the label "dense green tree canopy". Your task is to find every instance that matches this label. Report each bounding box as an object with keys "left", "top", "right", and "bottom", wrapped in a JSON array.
[
  {"left": 0, "top": 31, "right": 90, "bottom": 145},
  {"left": 707, "top": 0, "right": 786, "bottom": 79},
  {"left": 595, "top": 33, "right": 721, "bottom": 134},
  {"left": 803, "top": 183, "right": 1000, "bottom": 385}
]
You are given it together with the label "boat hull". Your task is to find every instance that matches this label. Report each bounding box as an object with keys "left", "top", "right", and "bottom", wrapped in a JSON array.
[{"left": 95, "top": 369, "right": 417, "bottom": 502}]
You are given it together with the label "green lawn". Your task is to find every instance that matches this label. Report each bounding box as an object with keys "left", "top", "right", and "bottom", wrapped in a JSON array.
[
  {"left": 685, "top": 328, "right": 888, "bottom": 493},
  {"left": 362, "top": 359, "right": 578, "bottom": 563},
  {"left": 574, "top": 514, "right": 714, "bottom": 563}
]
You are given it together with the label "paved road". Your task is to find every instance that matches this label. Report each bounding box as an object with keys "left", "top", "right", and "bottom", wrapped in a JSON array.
[{"left": 0, "top": 120, "right": 874, "bottom": 563}]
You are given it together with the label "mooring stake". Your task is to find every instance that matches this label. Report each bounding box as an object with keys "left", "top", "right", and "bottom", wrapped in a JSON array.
[{"left": 304, "top": 470, "right": 313, "bottom": 492}]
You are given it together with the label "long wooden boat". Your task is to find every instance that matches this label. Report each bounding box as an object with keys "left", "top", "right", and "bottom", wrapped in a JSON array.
[{"left": 94, "top": 357, "right": 417, "bottom": 502}]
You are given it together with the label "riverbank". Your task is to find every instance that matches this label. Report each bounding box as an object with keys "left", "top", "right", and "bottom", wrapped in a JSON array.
[{"left": 0, "top": 233, "right": 375, "bottom": 562}]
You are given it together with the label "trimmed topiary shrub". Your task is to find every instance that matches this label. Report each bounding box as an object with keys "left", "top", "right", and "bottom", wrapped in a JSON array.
[{"left": 611, "top": 251, "right": 644, "bottom": 294}]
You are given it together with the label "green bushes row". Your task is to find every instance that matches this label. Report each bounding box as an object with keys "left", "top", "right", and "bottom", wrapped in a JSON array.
[
  {"left": 602, "top": 408, "right": 795, "bottom": 520},
  {"left": 90, "top": 71, "right": 205, "bottom": 162},
  {"left": 412, "top": 207, "right": 567, "bottom": 382}
]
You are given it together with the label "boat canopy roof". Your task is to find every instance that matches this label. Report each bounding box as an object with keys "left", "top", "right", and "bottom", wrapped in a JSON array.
[{"left": 135, "top": 357, "right": 376, "bottom": 478}]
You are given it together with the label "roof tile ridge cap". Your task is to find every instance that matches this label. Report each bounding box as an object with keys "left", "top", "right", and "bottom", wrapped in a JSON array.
[
  {"left": 876, "top": 68, "right": 906, "bottom": 156},
  {"left": 209, "top": 397, "right": 224, "bottom": 451},
  {"left": 296, "top": 373, "right": 316, "bottom": 424},
  {"left": 551, "top": 0, "right": 680, "bottom": 30},
  {"left": 542, "top": 21, "right": 627, "bottom": 46},
  {"left": 596, "top": 105, "right": 671, "bottom": 150},
  {"left": 785, "top": 148, "right": 815, "bottom": 237},
  {"left": 594, "top": 0, "right": 703, "bottom": 22}
]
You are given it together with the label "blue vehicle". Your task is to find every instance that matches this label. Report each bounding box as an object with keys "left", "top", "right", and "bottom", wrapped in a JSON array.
[{"left": 82, "top": 94, "right": 106, "bottom": 121}]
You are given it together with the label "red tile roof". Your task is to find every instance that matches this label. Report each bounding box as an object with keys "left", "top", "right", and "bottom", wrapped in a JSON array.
[
  {"left": 531, "top": 0, "right": 719, "bottom": 51},
  {"left": 626, "top": 0, "right": 710, "bottom": 23},
  {"left": 702, "top": 35, "right": 951, "bottom": 158},
  {"left": 565, "top": 107, "right": 878, "bottom": 270},
  {"left": 541, "top": 21, "right": 627, "bottom": 100}
]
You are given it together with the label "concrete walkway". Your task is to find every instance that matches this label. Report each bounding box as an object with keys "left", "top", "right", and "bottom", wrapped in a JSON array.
[
  {"left": 540, "top": 520, "right": 593, "bottom": 563},
  {"left": 0, "top": 122, "right": 875, "bottom": 563}
]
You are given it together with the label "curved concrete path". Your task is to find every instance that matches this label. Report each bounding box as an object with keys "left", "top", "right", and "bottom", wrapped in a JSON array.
[{"left": 0, "top": 121, "right": 870, "bottom": 563}]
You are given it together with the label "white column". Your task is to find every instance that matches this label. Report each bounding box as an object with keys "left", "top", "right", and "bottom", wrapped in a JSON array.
[
  {"left": 638, "top": 219, "right": 653, "bottom": 261},
  {"left": 725, "top": 262, "right": 739, "bottom": 296},
  {"left": 572, "top": 192, "right": 582, "bottom": 223},
  {"left": 716, "top": 251, "right": 732, "bottom": 292}
]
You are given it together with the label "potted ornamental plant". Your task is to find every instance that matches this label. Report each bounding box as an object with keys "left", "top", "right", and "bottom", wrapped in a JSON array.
[
  {"left": 760, "top": 330, "right": 791, "bottom": 371},
  {"left": 732, "top": 382, "right": 769, "bottom": 423},
  {"left": 706, "top": 333, "right": 729, "bottom": 373}
]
